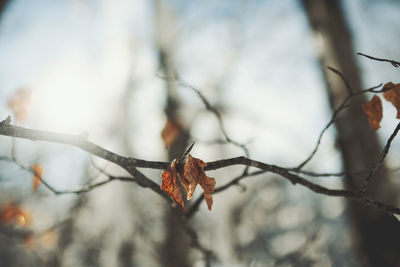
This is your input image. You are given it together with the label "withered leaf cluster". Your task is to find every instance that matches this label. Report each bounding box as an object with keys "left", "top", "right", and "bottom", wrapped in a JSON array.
[
  {"left": 363, "top": 82, "right": 400, "bottom": 130},
  {"left": 161, "top": 155, "right": 216, "bottom": 211}
]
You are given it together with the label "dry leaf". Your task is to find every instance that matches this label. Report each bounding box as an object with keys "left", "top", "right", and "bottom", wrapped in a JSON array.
[
  {"left": 0, "top": 202, "right": 31, "bottom": 227},
  {"left": 383, "top": 82, "right": 400, "bottom": 118},
  {"left": 31, "top": 164, "right": 43, "bottom": 192},
  {"left": 161, "top": 160, "right": 185, "bottom": 209},
  {"left": 161, "top": 118, "right": 182, "bottom": 148},
  {"left": 160, "top": 154, "right": 217, "bottom": 211},
  {"left": 7, "top": 88, "right": 32, "bottom": 123},
  {"left": 183, "top": 155, "right": 216, "bottom": 210},
  {"left": 362, "top": 95, "right": 383, "bottom": 130}
]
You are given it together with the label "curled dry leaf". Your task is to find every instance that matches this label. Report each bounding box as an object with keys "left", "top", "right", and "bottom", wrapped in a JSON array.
[
  {"left": 7, "top": 88, "right": 32, "bottom": 123},
  {"left": 161, "top": 118, "right": 182, "bottom": 148},
  {"left": 183, "top": 155, "right": 216, "bottom": 210},
  {"left": 0, "top": 202, "right": 31, "bottom": 227},
  {"left": 31, "top": 164, "right": 43, "bottom": 192},
  {"left": 383, "top": 82, "right": 400, "bottom": 118},
  {"left": 362, "top": 95, "right": 382, "bottom": 130},
  {"left": 160, "top": 154, "right": 216, "bottom": 211},
  {"left": 161, "top": 160, "right": 185, "bottom": 209}
]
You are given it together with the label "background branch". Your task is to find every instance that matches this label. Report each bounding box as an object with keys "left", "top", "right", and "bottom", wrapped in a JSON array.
[{"left": 2, "top": 117, "right": 400, "bottom": 218}]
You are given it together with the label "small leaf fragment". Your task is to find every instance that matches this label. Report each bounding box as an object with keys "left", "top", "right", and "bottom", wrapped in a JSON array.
[
  {"left": 362, "top": 95, "right": 382, "bottom": 130},
  {"left": 183, "top": 155, "right": 216, "bottom": 210},
  {"left": 394, "top": 213, "right": 400, "bottom": 222},
  {"left": 7, "top": 88, "right": 32, "bottom": 123},
  {"left": 31, "top": 164, "right": 43, "bottom": 192},
  {"left": 161, "top": 118, "right": 182, "bottom": 148},
  {"left": 161, "top": 160, "right": 184, "bottom": 209},
  {"left": 383, "top": 82, "right": 400, "bottom": 118},
  {"left": 0, "top": 202, "right": 31, "bottom": 227}
]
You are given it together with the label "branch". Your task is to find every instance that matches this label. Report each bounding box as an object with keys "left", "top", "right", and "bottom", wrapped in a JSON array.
[
  {"left": 327, "top": 66, "right": 353, "bottom": 95},
  {"left": 358, "top": 52, "right": 400, "bottom": 68},
  {"left": 206, "top": 156, "right": 400, "bottom": 216},
  {"left": 0, "top": 147, "right": 147, "bottom": 195},
  {"left": 2, "top": 118, "right": 400, "bottom": 217},
  {"left": 360, "top": 121, "right": 400, "bottom": 193},
  {"left": 0, "top": 120, "right": 171, "bottom": 202},
  {"left": 175, "top": 78, "right": 250, "bottom": 158},
  {"left": 186, "top": 170, "right": 266, "bottom": 219},
  {"left": 296, "top": 66, "right": 382, "bottom": 170}
]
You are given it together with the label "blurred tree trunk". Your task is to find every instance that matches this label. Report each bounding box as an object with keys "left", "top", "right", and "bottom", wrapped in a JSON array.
[
  {"left": 154, "top": 1, "right": 191, "bottom": 267},
  {"left": 0, "top": 0, "right": 9, "bottom": 20},
  {"left": 301, "top": 0, "right": 400, "bottom": 266}
]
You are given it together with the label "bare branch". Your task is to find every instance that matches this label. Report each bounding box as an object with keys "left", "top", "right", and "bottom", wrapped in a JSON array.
[
  {"left": 358, "top": 52, "right": 400, "bottom": 68},
  {"left": 360, "top": 121, "right": 400, "bottom": 193},
  {"left": 0, "top": 153, "right": 137, "bottom": 194},
  {"left": 186, "top": 170, "right": 266, "bottom": 219},
  {"left": 176, "top": 79, "right": 250, "bottom": 157},
  {"left": 2, "top": 119, "right": 400, "bottom": 217},
  {"left": 296, "top": 67, "right": 382, "bottom": 170},
  {"left": 290, "top": 169, "right": 347, "bottom": 177},
  {"left": 0, "top": 119, "right": 171, "bottom": 202},
  {"left": 327, "top": 66, "right": 353, "bottom": 95},
  {"left": 206, "top": 156, "right": 400, "bottom": 216}
]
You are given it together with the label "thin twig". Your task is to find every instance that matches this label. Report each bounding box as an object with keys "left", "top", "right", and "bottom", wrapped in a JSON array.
[
  {"left": 177, "top": 79, "right": 251, "bottom": 177},
  {"left": 296, "top": 67, "right": 382, "bottom": 170},
  {"left": 0, "top": 153, "right": 136, "bottom": 195},
  {"left": 290, "top": 169, "right": 347, "bottom": 177},
  {"left": 327, "top": 66, "right": 353, "bottom": 95},
  {"left": 177, "top": 142, "right": 195, "bottom": 164},
  {"left": 360, "top": 122, "right": 400, "bottom": 193},
  {"left": 185, "top": 170, "right": 266, "bottom": 219},
  {"left": 0, "top": 119, "right": 172, "bottom": 203},
  {"left": 357, "top": 52, "right": 400, "bottom": 68}
]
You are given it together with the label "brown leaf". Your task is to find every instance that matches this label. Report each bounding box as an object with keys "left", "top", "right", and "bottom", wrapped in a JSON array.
[
  {"left": 161, "top": 160, "right": 184, "bottom": 209},
  {"left": 161, "top": 118, "right": 182, "bottom": 148},
  {"left": 383, "top": 82, "right": 400, "bottom": 118},
  {"left": 362, "top": 95, "right": 383, "bottom": 130},
  {"left": 7, "top": 88, "right": 32, "bottom": 123},
  {"left": 0, "top": 202, "right": 31, "bottom": 227},
  {"left": 183, "top": 155, "right": 216, "bottom": 210},
  {"left": 31, "top": 164, "right": 43, "bottom": 192}
]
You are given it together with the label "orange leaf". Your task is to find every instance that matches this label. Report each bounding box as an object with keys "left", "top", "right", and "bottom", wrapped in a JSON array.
[
  {"left": 362, "top": 95, "right": 382, "bottom": 130},
  {"left": 161, "top": 160, "right": 185, "bottom": 209},
  {"left": 161, "top": 118, "right": 182, "bottom": 148},
  {"left": 31, "top": 164, "right": 43, "bottom": 192},
  {"left": 7, "top": 88, "right": 32, "bottom": 123},
  {"left": 383, "top": 82, "right": 400, "bottom": 118},
  {"left": 0, "top": 202, "right": 31, "bottom": 227},
  {"left": 183, "top": 155, "right": 216, "bottom": 210}
]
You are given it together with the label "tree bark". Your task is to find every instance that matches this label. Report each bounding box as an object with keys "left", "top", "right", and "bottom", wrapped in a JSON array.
[{"left": 301, "top": 0, "right": 400, "bottom": 266}]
